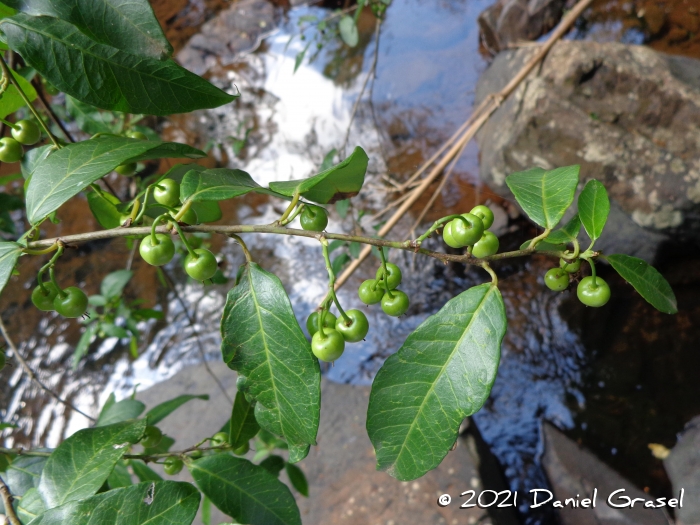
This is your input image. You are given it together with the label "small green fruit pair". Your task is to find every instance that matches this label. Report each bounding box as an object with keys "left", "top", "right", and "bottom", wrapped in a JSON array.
[{"left": 31, "top": 282, "right": 88, "bottom": 318}]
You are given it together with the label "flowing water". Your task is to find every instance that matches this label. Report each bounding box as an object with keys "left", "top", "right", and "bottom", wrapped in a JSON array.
[{"left": 2, "top": 1, "right": 700, "bottom": 524}]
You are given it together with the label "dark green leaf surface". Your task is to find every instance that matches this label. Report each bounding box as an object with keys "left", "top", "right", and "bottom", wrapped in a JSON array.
[
  {"left": 0, "top": 241, "right": 22, "bottom": 296},
  {"left": 100, "top": 269, "right": 133, "bottom": 299},
  {"left": 221, "top": 263, "right": 320, "bottom": 459},
  {"left": 189, "top": 455, "right": 301, "bottom": 525},
  {"left": 0, "top": 68, "right": 37, "bottom": 118},
  {"left": 367, "top": 283, "right": 506, "bottom": 481},
  {"left": 285, "top": 463, "right": 308, "bottom": 497},
  {"left": 546, "top": 214, "right": 581, "bottom": 245},
  {"left": 66, "top": 96, "right": 121, "bottom": 135},
  {"left": 2, "top": 455, "right": 47, "bottom": 498},
  {"left": 259, "top": 455, "right": 285, "bottom": 477},
  {"left": 578, "top": 180, "right": 610, "bottom": 242},
  {"left": 229, "top": 391, "right": 260, "bottom": 448},
  {"left": 2, "top": 14, "right": 235, "bottom": 115},
  {"left": 25, "top": 136, "right": 204, "bottom": 223},
  {"left": 180, "top": 168, "right": 265, "bottom": 202},
  {"left": 4, "top": 0, "right": 172, "bottom": 59},
  {"left": 130, "top": 460, "right": 162, "bottom": 482},
  {"left": 106, "top": 460, "right": 132, "bottom": 489},
  {"left": 145, "top": 394, "right": 209, "bottom": 426},
  {"left": 268, "top": 146, "right": 368, "bottom": 204},
  {"left": 506, "top": 165, "right": 580, "bottom": 229},
  {"left": 18, "top": 487, "right": 45, "bottom": 523},
  {"left": 87, "top": 190, "right": 122, "bottom": 229},
  {"left": 28, "top": 481, "right": 200, "bottom": 525},
  {"left": 95, "top": 399, "right": 145, "bottom": 427},
  {"left": 37, "top": 419, "right": 146, "bottom": 508},
  {"left": 608, "top": 254, "right": 677, "bottom": 314}
]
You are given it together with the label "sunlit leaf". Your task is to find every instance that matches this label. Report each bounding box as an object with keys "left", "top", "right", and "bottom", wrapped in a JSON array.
[
  {"left": 0, "top": 68, "right": 37, "bottom": 119},
  {"left": 145, "top": 394, "right": 209, "bottom": 426},
  {"left": 189, "top": 455, "right": 301, "bottom": 525},
  {"left": 0, "top": 241, "right": 22, "bottom": 296},
  {"left": 221, "top": 263, "right": 320, "bottom": 461},
  {"left": 506, "top": 165, "right": 580, "bottom": 229},
  {"left": 578, "top": 179, "right": 610, "bottom": 242},
  {"left": 367, "top": 283, "right": 506, "bottom": 481},
  {"left": 546, "top": 214, "right": 581, "bottom": 245},
  {"left": 95, "top": 398, "right": 145, "bottom": 426},
  {"left": 338, "top": 16, "right": 359, "bottom": 47}
]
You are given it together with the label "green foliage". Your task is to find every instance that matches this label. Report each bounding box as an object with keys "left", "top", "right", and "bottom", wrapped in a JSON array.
[
  {"left": 180, "top": 168, "right": 270, "bottom": 202},
  {"left": 506, "top": 165, "right": 580, "bottom": 229},
  {"left": 338, "top": 16, "right": 359, "bottom": 47},
  {"left": 229, "top": 390, "right": 261, "bottom": 449},
  {"left": 87, "top": 189, "right": 122, "bottom": 229},
  {"left": 96, "top": 399, "right": 145, "bottom": 426},
  {"left": 2, "top": 14, "right": 236, "bottom": 115},
  {"left": 145, "top": 394, "right": 209, "bottom": 426},
  {"left": 221, "top": 263, "right": 320, "bottom": 462},
  {"left": 37, "top": 419, "right": 146, "bottom": 508},
  {"left": 189, "top": 455, "right": 301, "bottom": 525},
  {"left": 28, "top": 481, "right": 200, "bottom": 525},
  {"left": 367, "top": 283, "right": 506, "bottom": 481},
  {"left": 0, "top": 240, "right": 22, "bottom": 295},
  {"left": 25, "top": 137, "right": 204, "bottom": 223},
  {"left": 578, "top": 179, "right": 610, "bottom": 242},
  {"left": 269, "top": 146, "right": 368, "bottom": 204},
  {"left": 547, "top": 214, "right": 581, "bottom": 245},
  {"left": 4, "top": 0, "right": 173, "bottom": 59},
  {"left": 608, "top": 254, "right": 678, "bottom": 314},
  {"left": 0, "top": 68, "right": 36, "bottom": 118}
]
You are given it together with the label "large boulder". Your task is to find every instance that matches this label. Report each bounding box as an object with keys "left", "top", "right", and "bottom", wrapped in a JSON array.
[
  {"left": 664, "top": 416, "right": 700, "bottom": 525},
  {"left": 475, "top": 41, "right": 700, "bottom": 261}
]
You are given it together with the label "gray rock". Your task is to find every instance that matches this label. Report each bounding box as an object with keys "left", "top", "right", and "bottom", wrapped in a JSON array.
[
  {"left": 137, "top": 362, "right": 492, "bottom": 525},
  {"left": 664, "top": 415, "right": 700, "bottom": 525},
  {"left": 475, "top": 41, "right": 700, "bottom": 261},
  {"left": 478, "top": 0, "right": 566, "bottom": 54},
  {"left": 542, "top": 423, "right": 672, "bottom": 525}
]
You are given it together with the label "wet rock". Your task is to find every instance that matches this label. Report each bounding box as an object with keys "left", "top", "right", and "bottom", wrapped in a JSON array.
[
  {"left": 177, "top": 0, "right": 280, "bottom": 75},
  {"left": 542, "top": 423, "right": 672, "bottom": 525},
  {"left": 664, "top": 416, "right": 700, "bottom": 525},
  {"left": 474, "top": 41, "right": 700, "bottom": 261},
  {"left": 478, "top": 0, "right": 566, "bottom": 54},
  {"left": 137, "top": 363, "right": 492, "bottom": 524}
]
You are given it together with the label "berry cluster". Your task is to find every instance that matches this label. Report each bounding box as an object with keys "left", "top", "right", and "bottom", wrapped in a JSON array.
[{"left": 443, "top": 205, "right": 499, "bottom": 257}]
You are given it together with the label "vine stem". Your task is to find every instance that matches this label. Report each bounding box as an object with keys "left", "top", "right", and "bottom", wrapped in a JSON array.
[
  {"left": 25, "top": 224, "right": 569, "bottom": 266},
  {"left": 320, "top": 238, "right": 350, "bottom": 324},
  {"left": 527, "top": 229, "right": 552, "bottom": 250},
  {"left": 0, "top": 317, "right": 95, "bottom": 421},
  {"left": 228, "top": 234, "right": 252, "bottom": 263},
  {"left": 0, "top": 478, "right": 22, "bottom": 525},
  {"left": 378, "top": 247, "right": 394, "bottom": 299},
  {"left": 278, "top": 192, "right": 300, "bottom": 224},
  {"left": 0, "top": 54, "right": 60, "bottom": 149}
]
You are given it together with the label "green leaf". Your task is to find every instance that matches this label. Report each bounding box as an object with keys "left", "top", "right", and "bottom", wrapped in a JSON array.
[
  {"left": 180, "top": 168, "right": 265, "bottom": 202},
  {"left": 145, "top": 394, "right": 209, "bottom": 426},
  {"left": 66, "top": 96, "right": 121, "bottom": 135},
  {"left": 0, "top": 68, "right": 37, "bottom": 118},
  {"left": 37, "top": 419, "right": 146, "bottom": 508},
  {"left": 335, "top": 199, "right": 350, "bottom": 219},
  {"left": 106, "top": 460, "right": 132, "bottom": 489},
  {"left": 0, "top": 241, "right": 22, "bottom": 296},
  {"left": 191, "top": 200, "right": 222, "bottom": 224},
  {"left": 189, "top": 455, "right": 301, "bottom": 525},
  {"left": 130, "top": 460, "right": 162, "bottom": 482},
  {"left": 221, "top": 263, "right": 320, "bottom": 460},
  {"left": 25, "top": 136, "right": 204, "bottom": 223},
  {"left": 518, "top": 240, "right": 566, "bottom": 252},
  {"left": 268, "top": 146, "right": 368, "bottom": 204},
  {"left": 229, "top": 390, "right": 260, "bottom": 449},
  {"left": 96, "top": 398, "right": 145, "bottom": 426},
  {"left": 2, "top": 14, "right": 236, "bottom": 115},
  {"left": 367, "top": 283, "right": 506, "bottom": 481},
  {"left": 87, "top": 189, "right": 122, "bottom": 229},
  {"left": 27, "top": 481, "right": 200, "bottom": 525},
  {"left": 331, "top": 253, "right": 350, "bottom": 274},
  {"left": 546, "top": 214, "right": 581, "bottom": 245},
  {"left": 3, "top": 0, "right": 172, "bottom": 59},
  {"left": 259, "top": 455, "right": 285, "bottom": 477},
  {"left": 18, "top": 486, "right": 45, "bottom": 522},
  {"left": 2, "top": 455, "right": 46, "bottom": 498},
  {"left": 338, "top": 16, "right": 359, "bottom": 47},
  {"left": 21, "top": 144, "right": 52, "bottom": 179},
  {"left": 72, "top": 323, "right": 98, "bottom": 370},
  {"left": 607, "top": 254, "right": 677, "bottom": 314},
  {"left": 578, "top": 180, "right": 610, "bottom": 242},
  {"left": 285, "top": 463, "right": 308, "bottom": 497},
  {"left": 505, "top": 165, "right": 580, "bottom": 229},
  {"left": 100, "top": 269, "right": 133, "bottom": 299}
]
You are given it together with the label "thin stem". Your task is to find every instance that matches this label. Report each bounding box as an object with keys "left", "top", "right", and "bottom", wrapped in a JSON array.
[
  {"left": 170, "top": 220, "right": 198, "bottom": 259},
  {"left": 378, "top": 247, "right": 393, "bottom": 299},
  {"left": 36, "top": 245, "right": 64, "bottom": 291},
  {"left": 278, "top": 192, "right": 300, "bottom": 223},
  {"left": 0, "top": 54, "right": 60, "bottom": 148},
  {"left": 280, "top": 202, "right": 305, "bottom": 226},
  {"left": 0, "top": 478, "right": 22, "bottom": 525},
  {"left": 31, "top": 76, "right": 76, "bottom": 143},
  {"left": 22, "top": 241, "right": 58, "bottom": 256},
  {"left": 416, "top": 214, "right": 470, "bottom": 245},
  {"left": 321, "top": 239, "right": 350, "bottom": 323},
  {"left": 49, "top": 267, "right": 65, "bottom": 298},
  {"left": 0, "top": 317, "right": 95, "bottom": 421},
  {"left": 172, "top": 200, "right": 192, "bottom": 222},
  {"left": 527, "top": 229, "right": 552, "bottom": 250},
  {"left": 481, "top": 262, "right": 498, "bottom": 286},
  {"left": 150, "top": 214, "right": 169, "bottom": 245},
  {"left": 0, "top": 118, "right": 17, "bottom": 130},
  {"left": 26, "top": 224, "right": 572, "bottom": 267},
  {"left": 228, "top": 234, "right": 252, "bottom": 263},
  {"left": 588, "top": 258, "right": 597, "bottom": 287}
]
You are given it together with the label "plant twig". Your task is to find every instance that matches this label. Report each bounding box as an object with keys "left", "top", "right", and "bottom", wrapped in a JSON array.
[
  {"left": 0, "top": 478, "right": 22, "bottom": 525},
  {"left": 30, "top": 77, "right": 75, "bottom": 143},
  {"left": 0, "top": 317, "right": 95, "bottom": 422},
  {"left": 332, "top": 0, "right": 595, "bottom": 292}
]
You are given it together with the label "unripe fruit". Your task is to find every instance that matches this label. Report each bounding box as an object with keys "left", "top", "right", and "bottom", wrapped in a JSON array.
[
  {"left": 306, "top": 311, "right": 337, "bottom": 336},
  {"left": 141, "top": 426, "right": 163, "bottom": 448},
  {"left": 451, "top": 213, "right": 484, "bottom": 247},
  {"left": 335, "top": 309, "right": 369, "bottom": 342},
  {"left": 311, "top": 328, "right": 345, "bottom": 362},
  {"left": 11, "top": 120, "right": 41, "bottom": 145},
  {"left": 0, "top": 137, "right": 23, "bottom": 163},
  {"left": 53, "top": 287, "right": 88, "bottom": 318},
  {"left": 115, "top": 163, "right": 137, "bottom": 176},
  {"left": 139, "top": 234, "right": 175, "bottom": 266},
  {"left": 577, "top": 276, "right": 611, "bottom": 307},
  {"left": 560, "top": 258, "right": 581, "bottom": 273},
  {"left": 358, "top": 279, "right": 383, "bottom": 305},
  {"left": 184, "top": 248, "right": 218, "bottom": 281},
  {"left": 381, "top": 290, "right": 409, "bottom": 317},
  {"left": 375, "top": 263, "right": 402, "bottom": 290},
  {"left": 164, "top": 457, "right": 183, "bottom": 475},
  {"left": 153, "top": 179, "right": 181, "bottom": 208},
  {"left": 544, "top": 268, "right": 569, "bottom": 291},
  {"left": 126, "top": 130, "right": 148, "bottom": 140},
  {"left": 31, "top": 282, "right": 60, "bottom": 311},
  {"left": 470, "top": 205, "right": 495, "bottom": 230},
  {"left": 211, "top": 432, "right": 229, "bottom": 447},
  {"left": 471, "top": 231, "right": 499, "bottom": 258}
]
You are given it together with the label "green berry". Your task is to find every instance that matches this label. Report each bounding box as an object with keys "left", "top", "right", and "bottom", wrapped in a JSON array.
[
  {"left": 311, "top": 328, "right": 345, "bottom": 362},
  {"left": 211, "top": 432, "right": 229, "bottom": 447},
  {"left": 381, "top": 290, "right": 409, "bottom": 317},
  {"left": 53, "top": 287, "right": 88, "bottom": 318},
  {"left": 141, "top": 426, "right": 163, "bottom": 448},
  {"left": 31, "top": 282, "right": 59, "bottom": 311},
  {"left": 577, "top": 276, "right": 611, "bottom": 307},
  {"left": 11, "top": 120, "right": 41, "bottom": 145},
  {"left": 544, "top": 268, "right": 569, "bottom": 291},
  {"left": 560, "top": 258, "right": 581, "bottom": 273},
  {"left": 470, "top": 205, "right": 495, "bottom": 229},
  {"left": 164, "top": 457, "right": 183, "bottom": 475},
  {"left": 306, "top": 311, "right": 337, "bottom": 336},
  {"left": 375, "top": 263, "right": 402, "bottom": 290},
  {"left": 471, "top": 231, "right": 499, "bottom": 258},
  {"left": 335, "top": 309, "right": 369, "bottom": 342},
  {"left": 358, "top": 279, "right": 384, "bottom": 305},
  {"left": 0, "top": 137, "right": 23, "bottom": 163}
]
